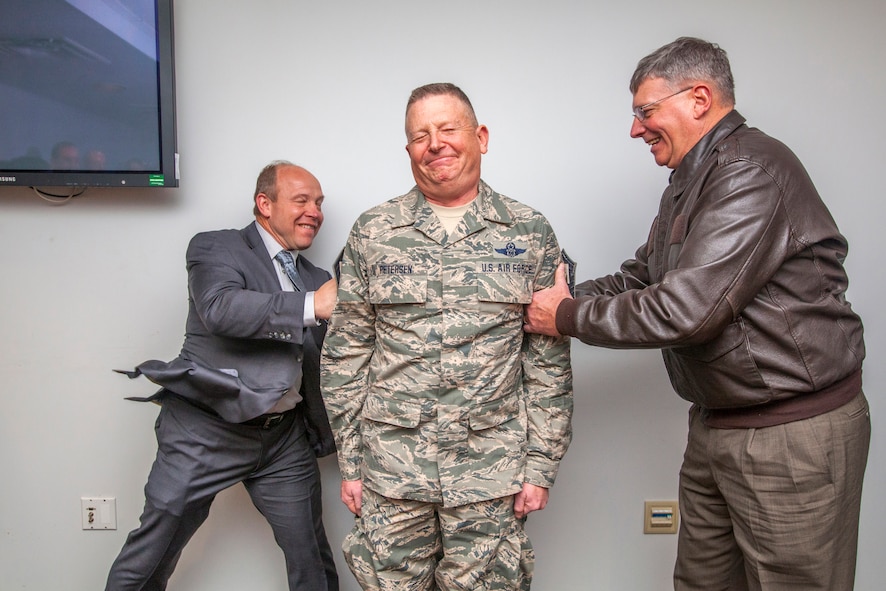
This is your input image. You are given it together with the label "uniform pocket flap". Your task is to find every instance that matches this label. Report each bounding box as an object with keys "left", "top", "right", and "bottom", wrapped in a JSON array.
[
  {"left": 368, "top": 271, "right": 427, "bottom": 304},
  {"left": 362, "top": 394, "right": 423, "bottom": 428},
  {"left": 468, "top": 395, "right": 521, "bottom": 431}
]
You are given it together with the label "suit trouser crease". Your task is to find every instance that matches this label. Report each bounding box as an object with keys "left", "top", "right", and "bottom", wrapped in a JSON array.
[{"left": 105, "top": 395, "right": 337, "bottom": 591}]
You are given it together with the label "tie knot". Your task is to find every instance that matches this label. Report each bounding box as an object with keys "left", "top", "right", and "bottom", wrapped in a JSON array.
[
  {"left": 275, "top": 250, "right": 295, "bottom": 266},
  {"left": 275, "top": 250, "right": 304, "bottom": 291}
]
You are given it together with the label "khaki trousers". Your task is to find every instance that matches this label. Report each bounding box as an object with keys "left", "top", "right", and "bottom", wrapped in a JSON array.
[{"left": 675, "top": 392, "right": 870, "bottom": 591}]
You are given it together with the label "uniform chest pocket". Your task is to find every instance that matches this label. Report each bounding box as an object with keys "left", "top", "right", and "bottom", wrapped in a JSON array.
[
  {"left": 476, "top": 261, "right": 533, "bottom": 304},
  {"left": 368, "top": 272, "right": 427, "bottom": 305}
]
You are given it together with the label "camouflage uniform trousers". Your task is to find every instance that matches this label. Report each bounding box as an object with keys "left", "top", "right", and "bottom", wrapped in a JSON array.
[{"left": 343, "top": 487, "right": 533, "bottom": 590}]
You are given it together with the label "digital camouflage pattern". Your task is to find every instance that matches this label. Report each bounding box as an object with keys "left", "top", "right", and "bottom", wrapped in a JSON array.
[
  {"left": 343, "top": 488, "right": 532, "bottom": 590},
  {"left": 321, "top": 180, "right": 573, "bottom": 507}
]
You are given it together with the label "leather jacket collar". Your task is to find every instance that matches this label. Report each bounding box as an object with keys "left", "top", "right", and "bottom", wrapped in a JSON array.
[{"left": 669, "top": 110, "right": 747, "bottom": 192}]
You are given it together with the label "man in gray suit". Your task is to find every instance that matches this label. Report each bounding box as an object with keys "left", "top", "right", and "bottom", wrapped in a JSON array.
[{"left": 105, "top": 161, "right": 339, "bottom": 591}]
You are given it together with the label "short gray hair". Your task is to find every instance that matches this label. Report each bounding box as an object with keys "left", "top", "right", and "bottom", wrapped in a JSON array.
[
  {"left": 629, "top": 37, "right": 735, "bottom": 106},
  {"left": 405, "top": 82, "right": 478, "bottom": 126}
]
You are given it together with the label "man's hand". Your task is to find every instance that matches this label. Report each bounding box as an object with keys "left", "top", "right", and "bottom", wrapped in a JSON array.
[
  {"left": 341, "top": 479, "right": 363, "bottom": 517},
  {"left": 524, "top": 263, "right": 572, "bottom": 337},
  {"left": 513, "top": 482, "right": 550, "bottom": 518},
  {"left": 313, "top": 277, "right": 338, "bottom": 320}
]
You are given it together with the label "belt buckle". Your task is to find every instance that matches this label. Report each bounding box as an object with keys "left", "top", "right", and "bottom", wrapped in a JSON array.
[{"left": 262, "top": 414, "right": 283, "bottom": 429}]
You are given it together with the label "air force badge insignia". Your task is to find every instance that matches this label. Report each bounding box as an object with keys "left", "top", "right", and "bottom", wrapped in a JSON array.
[{"left": 494, "top": 242, "right": 527, "bottom": 257}]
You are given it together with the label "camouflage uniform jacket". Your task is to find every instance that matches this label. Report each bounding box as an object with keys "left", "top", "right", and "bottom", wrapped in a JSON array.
[{"left": 321, "top": 180, "right": 573, "bottom": 507}]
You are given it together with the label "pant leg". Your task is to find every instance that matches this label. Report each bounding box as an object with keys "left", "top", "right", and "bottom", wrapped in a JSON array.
[
  {"left": 105, "top": 396, "right": 264, "bottom": 591},
  {"left": 348, "top": 489, "right": 531, "bottom": 591},
  {"left": 674, "top": 405, "right": 748, "bottom": 591},
  {"left": 342, "top": 519, "right": 383, "bottom": 591},
  {"left": 437, "top": 497, "right": 533, "bottom": 591},
  {"left": 104, "top": 497, "right": 213, "bottom": 591},
  {"left": 718, "top": 392, "right": 870, "bottom": 590},
  {"left": 346, "top": 487, "right": 440, "bottom": 591},
  {"left": 677, "top": 393, "right": 871, "bottom": 591},
  {"left": 245, "top": 411, "right": 338, "bottom": 591}
]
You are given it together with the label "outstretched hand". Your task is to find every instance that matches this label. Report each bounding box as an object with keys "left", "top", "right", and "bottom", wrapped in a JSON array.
[{"left": 524, "top": 263, "right": 572, "bottom": 337}]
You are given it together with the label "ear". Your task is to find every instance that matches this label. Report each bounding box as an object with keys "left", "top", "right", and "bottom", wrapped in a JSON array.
[
  {"left": 476, "top": 124, "right": 490, "bottom": 155},
  {"left": 691, "top": 84, "right": 714, "bottom": 119},
  {"left": 255, "top": 193, "right": 272, "bottom": 218}
]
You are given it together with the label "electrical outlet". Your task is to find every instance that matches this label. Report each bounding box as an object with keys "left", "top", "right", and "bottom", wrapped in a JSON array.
[
  {"left": 644, "top": 500, "right": 678, "bottom": 534},
  {"left": 81, "top": 497, "right": 117, "bottom": 530}
]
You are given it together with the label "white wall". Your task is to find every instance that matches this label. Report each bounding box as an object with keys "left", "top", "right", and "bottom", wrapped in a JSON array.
[{"left": 1, "top": 1, "right": 883, "bottom": 589}]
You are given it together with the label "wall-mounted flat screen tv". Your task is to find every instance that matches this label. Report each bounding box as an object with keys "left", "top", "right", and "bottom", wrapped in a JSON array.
[{"left": 0, "top": 0, "right": 178, "bottom": 188}]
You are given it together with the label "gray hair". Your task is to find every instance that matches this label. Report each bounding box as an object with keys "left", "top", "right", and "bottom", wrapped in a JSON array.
[
  {"left": 405, "top": 82, "right": 478, "bottom": 126},
  {"left": 630, "top": 37, "right": 735, "bottom": 106}
]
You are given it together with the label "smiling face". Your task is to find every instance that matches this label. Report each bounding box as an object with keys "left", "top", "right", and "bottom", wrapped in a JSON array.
[
  {"left": 630, "top": 77, "right": 700, "bottom": 170},
  {"left": 405, "top": 93, "right": 489, "bottom": 206},
  {"left": 255, "top": 165, "right": 324, "bottom": 251}
]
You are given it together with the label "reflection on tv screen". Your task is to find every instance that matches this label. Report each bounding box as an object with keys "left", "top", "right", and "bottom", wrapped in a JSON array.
[{"left": 0, "top": 0, "right": 162, "bottom": 174}]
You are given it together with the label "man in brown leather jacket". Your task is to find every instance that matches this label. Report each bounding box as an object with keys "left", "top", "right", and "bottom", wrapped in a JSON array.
[{"left": 524, "top": 37, "right": 870, "bottom": 591}]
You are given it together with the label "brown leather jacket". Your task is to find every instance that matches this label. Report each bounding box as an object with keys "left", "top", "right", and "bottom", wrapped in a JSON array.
[{"left": 557, "top": 111, "right": 865, "bottom": 426}]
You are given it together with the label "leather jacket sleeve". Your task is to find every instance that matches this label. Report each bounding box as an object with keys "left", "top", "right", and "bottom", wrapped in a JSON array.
[{"left": 560, "top": 159, "right": 788, "bottom": 348}]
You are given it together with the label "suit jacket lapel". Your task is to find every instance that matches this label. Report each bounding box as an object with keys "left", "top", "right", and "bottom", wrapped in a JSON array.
[
  {"left": 241, "top": 222, "right": 279, "bottom": 285},
  {"left": 295, "top": 256, "right": 319, "bottom": 291}
]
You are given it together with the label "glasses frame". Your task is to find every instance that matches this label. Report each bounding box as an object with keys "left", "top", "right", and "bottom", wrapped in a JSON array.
[{"left": 632, "top": 86, "right": 694, "bottom": 122}]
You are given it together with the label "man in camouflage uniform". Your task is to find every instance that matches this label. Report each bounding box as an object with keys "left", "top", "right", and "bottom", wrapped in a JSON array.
[{"left": 321, "top": 83, "right": 573, "bottom": 590}]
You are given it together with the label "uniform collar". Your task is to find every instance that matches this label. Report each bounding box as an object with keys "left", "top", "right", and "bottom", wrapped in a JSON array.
[
  {"left": 393, "top": 180, "right": 513, "bottom": 225},
  {"left": 391, "top": 180, "right": 514, "bottom": 245}
]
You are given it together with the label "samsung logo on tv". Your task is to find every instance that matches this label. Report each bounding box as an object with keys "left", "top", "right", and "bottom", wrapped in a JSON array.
[{"left": 0, "top": 176, "right": 16, "bottom": 182}]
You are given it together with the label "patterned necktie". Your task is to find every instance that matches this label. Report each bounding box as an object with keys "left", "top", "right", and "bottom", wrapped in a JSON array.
[{"left": 274, "top": 250, "right": 305, "bottom": 292}]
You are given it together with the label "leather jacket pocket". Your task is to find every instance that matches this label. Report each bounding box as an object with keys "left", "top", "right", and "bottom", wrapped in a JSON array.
[{"left": 666, "top": 319, "right": 772, "bottom": 409}]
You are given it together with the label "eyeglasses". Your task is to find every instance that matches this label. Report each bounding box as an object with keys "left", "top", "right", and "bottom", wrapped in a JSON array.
[{"left": 632, "top": 86, "right": 693, "bottom": 122}]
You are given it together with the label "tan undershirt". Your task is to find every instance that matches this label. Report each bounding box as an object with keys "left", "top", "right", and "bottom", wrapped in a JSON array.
[{"left": 427, "top": 199, "right": 475, "bottom": 233}]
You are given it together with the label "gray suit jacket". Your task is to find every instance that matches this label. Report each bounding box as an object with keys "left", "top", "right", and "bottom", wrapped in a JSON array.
[{"left": 121, "top": 222, "right": 336, "bottom": 457}]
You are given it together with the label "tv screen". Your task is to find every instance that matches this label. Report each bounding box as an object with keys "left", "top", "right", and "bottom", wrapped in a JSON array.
[{"left": 0, "top": 0, "right": 178, "bottom": 188}]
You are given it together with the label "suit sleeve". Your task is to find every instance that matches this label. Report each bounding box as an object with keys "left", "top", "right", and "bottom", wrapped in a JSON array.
[{"left": 187, "top": 231, "right": 311, "bottom": 344}]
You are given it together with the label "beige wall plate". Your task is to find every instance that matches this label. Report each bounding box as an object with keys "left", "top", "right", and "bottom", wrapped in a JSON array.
[{"left": 644, "top": 500, "right": 678, "bottom": 534}]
